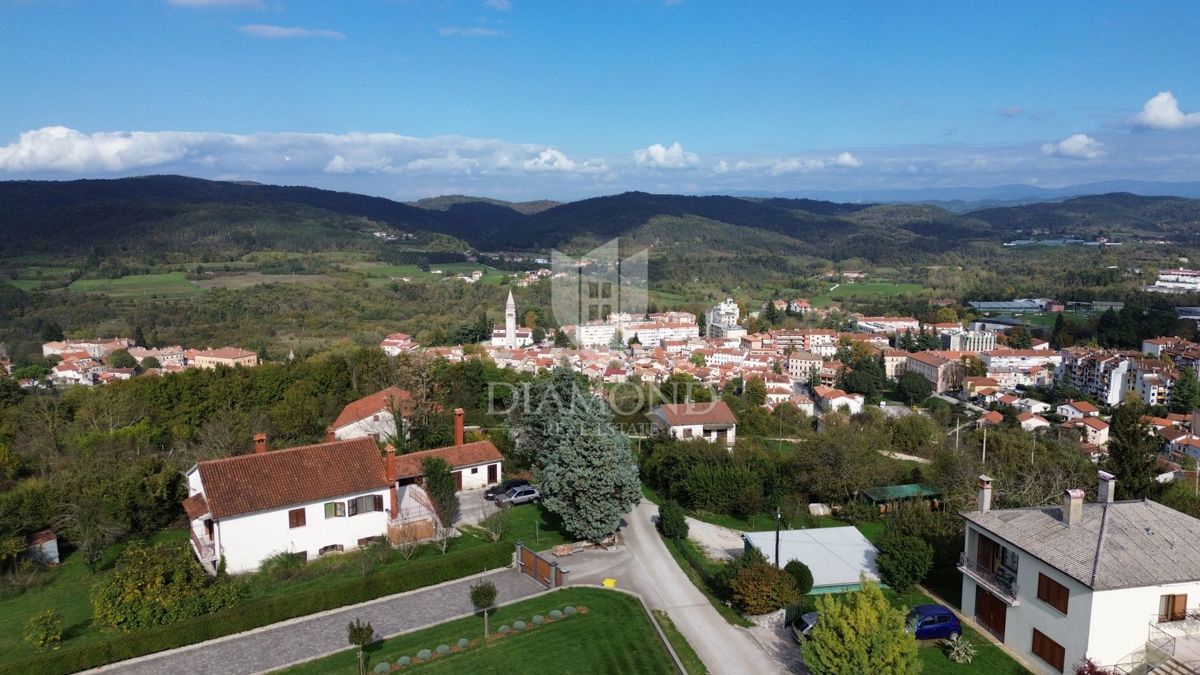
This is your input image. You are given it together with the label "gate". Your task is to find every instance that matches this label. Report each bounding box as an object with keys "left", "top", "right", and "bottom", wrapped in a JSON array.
[{"left": 515, "top": 541, "right": 568, "bottom": 588}]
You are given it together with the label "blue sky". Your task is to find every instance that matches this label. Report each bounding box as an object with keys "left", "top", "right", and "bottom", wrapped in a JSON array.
[{"left": 2, "top": 0, "right": 1200, "bottom": 200}]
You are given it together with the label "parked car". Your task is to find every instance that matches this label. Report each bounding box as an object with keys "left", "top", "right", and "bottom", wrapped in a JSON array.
[
  {"left": 906, "top": 604, "right": 961, "bottom": 640},
  {"left": 792, "top": 612, "right": 819, "bottom": 641},
  {"left": 496, "top": 485, "right": 540, "bottom": 506},
  {"left": 484, "top": 478, "right": 529, "bottom": 501}
]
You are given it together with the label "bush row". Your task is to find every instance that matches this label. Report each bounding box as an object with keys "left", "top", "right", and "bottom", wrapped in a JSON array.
[{"left": 0, "top": 543, "right": 513, "bottom": 675}]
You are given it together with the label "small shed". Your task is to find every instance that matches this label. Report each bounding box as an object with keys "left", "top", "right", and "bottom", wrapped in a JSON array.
[
  {"left": 743, "top": 526, "right": 880, "bottom": 595},
  {"left": 862, "top": 483, "right": 943, "bottom": 515},
  {"left": 29, "top": 529, "right": 59, "bottom": 565}
]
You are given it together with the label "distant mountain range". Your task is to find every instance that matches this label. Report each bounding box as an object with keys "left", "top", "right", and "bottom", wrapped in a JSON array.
[
  {"left": 2, "top": 175, "right": 1199, "bottom": 265},
  {"left": 726, "top": 180, "right": 1200, "bottom": 212}
]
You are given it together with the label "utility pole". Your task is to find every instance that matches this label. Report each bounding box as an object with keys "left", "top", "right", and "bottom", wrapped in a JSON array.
[
  {"left": 774, "top": 506, "right": 782, "bottom": 569},
  {"left": 982, "top": 424, "right": 988, "bottom": 465}
]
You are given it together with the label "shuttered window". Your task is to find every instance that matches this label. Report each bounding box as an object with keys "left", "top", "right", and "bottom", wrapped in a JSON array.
[
  {"left": 1160, "top": 594, "right": 1188, "bottom": 622},
  {"left": 1037, "top": 573, "right": 1069, "bottom": 614},
  {"left": 348, "top": 494, "right": 384, "bottom": 516},
  {"left": 1032, "top": 629, "right": 1065, "bottom": 672},
  {"left": 288, "top": 508, "right": 306, "bottom": 529}
]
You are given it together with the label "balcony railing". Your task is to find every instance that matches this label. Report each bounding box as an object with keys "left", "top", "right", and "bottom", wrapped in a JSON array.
[
  {"left": 958, "top": 552, "right": 1020, "bottom": 604},
  {"left": 191, "top": 532, "right": 216, "bottom": 561}
]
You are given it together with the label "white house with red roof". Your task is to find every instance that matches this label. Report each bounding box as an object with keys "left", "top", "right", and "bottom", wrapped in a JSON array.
[
  {"left": 379, "top": 333, "right": 418, "bottom": 356},
  {"left": 648, "top": 401, "right": 738, "bottom": 447},
  {"left": 1058, "top": 400, "right": 1100, "bottom": 420},
  {"left": 1018, "top": 412, "right": 1052, "bottom": 432},
  {"left": 330, "top": 386, "right": 414, "bottom": 442}
]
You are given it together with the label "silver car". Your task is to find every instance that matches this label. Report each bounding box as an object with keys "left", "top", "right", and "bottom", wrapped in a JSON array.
[{"left": 496, "top": 485, "right": 540, "bottom": 506}]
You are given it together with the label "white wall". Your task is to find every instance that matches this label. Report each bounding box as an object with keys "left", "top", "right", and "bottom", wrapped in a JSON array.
[
  {"left": 1088, "top": 581, "right": 1200, "bottom": 666},
  {"left": 457, "top": 461, "right": 501, "bottom": 490},
  {"left": 334, "top": 413, "right": 396, "bottom": 442},
  {"left": 214, "top": 489, "right": 390, "bottom": 574}
]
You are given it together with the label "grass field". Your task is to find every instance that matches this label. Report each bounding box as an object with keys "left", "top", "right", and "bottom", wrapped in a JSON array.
[
  {"left": 652, "top": 610, "right": 708, "bottom": 675},
  {"left": 0, "top": 529, "right": 188, "bottom": 668},
  {"left": 811, "top": 281, "right": 925, "bottom": 306},
  {"left": 68, "top": 272, "right": 201, "bottom": 299},
  {"left": 275, "top": 588, "right": 678, "bottom": 675},
  {"left": 0, "top": 505, "right": 562, "bottom": 671},
  {"left": 4, "top": 279, "right": 44, "bottom": 290},
  {"left": 193, "top": 272, "right": 340, "bottom": 291},
  {"left": 352, "top": 262, "right": 509, "bottom": 285}
]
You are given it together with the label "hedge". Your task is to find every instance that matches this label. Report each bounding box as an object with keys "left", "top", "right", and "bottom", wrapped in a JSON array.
[{"left": 0, "top": 543, "right": 512, "bottom": 675}]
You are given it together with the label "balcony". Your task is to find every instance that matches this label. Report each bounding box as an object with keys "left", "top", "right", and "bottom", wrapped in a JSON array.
[
  {"left": 958, "top": 552, "right": 1020, "bottom": 605},
  {"left": 190, "top": 532, "right": 217, "bottom": 562}
]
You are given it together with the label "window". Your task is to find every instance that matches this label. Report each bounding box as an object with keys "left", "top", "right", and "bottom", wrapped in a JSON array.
[
  {"left": 1037, "top": 573, "right": 1069, "bottom": 614},
  {"left": 1160, "top": 594, "right": 1188, "bottom": 623},
  {"left": 1031, "top": 629, "right": 1065, "bottom": 672},
  {"left": 318, "top": 544, "right": 344, "bottom": 556},
  {"left": 324, "top": 502, "right": 346, "bottom": 519},
  {"left": 471, "top": 467, "right": 479, "bottom": 474},
  {"left": 348, "top": 494, "right": 384, "bottom": 516},
  {"left": 288, "top": 508, "right": 306, "bottom": 529}
]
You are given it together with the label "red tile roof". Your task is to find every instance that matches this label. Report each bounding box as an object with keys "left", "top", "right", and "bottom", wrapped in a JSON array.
[
  {"left": 392, "top": 441, "right": 504, "bottom": 479},
  {"left": 332, "top": 387, "right": 414, "bottom": 430},
  {"left": 652, "top": 400, "right": 737, "bottom": 427},
  {"left": 195, "top": 437, "right": 388, "bottom": 519},
  {"left": 1063, "top": 400, "right": 1100, "bottom": 414}
]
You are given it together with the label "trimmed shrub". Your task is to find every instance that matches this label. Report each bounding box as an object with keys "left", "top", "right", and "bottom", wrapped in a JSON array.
[
  {"left": 435, "top": 644, "right": 450, "bottom": 656},
  {"left": 729, "top": 561, "right": 802, "bottom": 615},
  {"left": 876, "top": 529, "right": 933, "bottom": 592},
  {"left": 456, "top": 638, "right": 469, "bottom": 649},
  {"left": 549, "top": 609, "right": 564, "bottom": 620},
  {"left": 498, "top": 625, "right": 511, "bottom": 634},
  {"left": 6, "top": 543, "right": 513, "bottom": 675},
  {"left": 657, "top": 501, "right": 688, "bottom": 540},
  {"left": 397, "top": 656, "right": 412, "bottom": 667},
  {"left": 373, "top": 662, "right": 390, "bottom": 674},
  {"left": 563, "top": 606, "right": 577, "bottom": 616},
  {"left": 24, "top": 609, "right": 64, "bottom": 651},
  {"left": 784, "top": 560, "right": 814, "bottom": 596},
  {"left": 513, "top": 620, "right": 527, "bottom": 630},
  {"left": 417, "top": 648, "right": 432, "bottom": 660},
  {"left": 532, "top": 615, "right": 545, "bottom": 625}
]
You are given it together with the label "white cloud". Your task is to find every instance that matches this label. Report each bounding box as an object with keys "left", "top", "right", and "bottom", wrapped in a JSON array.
[
  {"left": 0, "top": 126, "right": 610, "bottom": 178},
  {"left": 484, "top": 0, "right": 512, "bottom": 10},
  {"left": 831, "top": 152, "right": 862, "bottom": 168},
  {"left": 168, "top": 0, "right": 264, "bottom": 6},
  {"left": 712, "top": 160, "right": 729, "bottom": 174},
  {"left": 1130, "top": 91, "right": 1200, "bottom": 130},
  {"left": 1041, "top": 133, "right": 1104, "bottom": 160},
  {"left": 997, "top": 106, "right": 1026, "bottom": 118},
  {"left": 632, "top": 142, "right": 698, "bottom": 169},
  {"left": 239, "top": 25, "right": 346, "bottom": 40},
  {"left": 438, "top": 26, "right": 506, "bottom": 37}
]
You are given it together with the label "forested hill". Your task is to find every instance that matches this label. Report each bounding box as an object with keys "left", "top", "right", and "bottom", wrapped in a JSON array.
[{"left": 3, "top": 176, "right": 1200, "bottom": 262}]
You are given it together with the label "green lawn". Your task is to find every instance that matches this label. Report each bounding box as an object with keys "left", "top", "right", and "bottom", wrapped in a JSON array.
[
  {"left": 653, "top": 610, "right": 708, "bottom": 675},
  {"left": 0, "top": 505, "right": 562, "bottom": 672},
  {"left": 0, "top": 529, "right": 188, "bottom": 668},
  {"left": 4, "top": 279, "right": 44, "bottom": 290},
  {"left": 275, "top": 588, "right": 678, "bottom": 675},
  {"left": 68, "top": 272, "right": 202, "bottom": 298}
]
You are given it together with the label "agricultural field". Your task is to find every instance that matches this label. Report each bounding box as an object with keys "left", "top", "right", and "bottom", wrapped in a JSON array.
[
  {"left": 67, "top": 272, "right": 202, "bottom": 299},
  {"left": 811, "top": 281, "right": 925, "bottom": 306},
  {"left": 192, "top": 272, "right": 341, "bottom": 291}
]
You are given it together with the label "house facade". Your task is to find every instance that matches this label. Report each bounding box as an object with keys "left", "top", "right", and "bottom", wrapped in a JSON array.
[
  {"left": 959, "top": 473, "right": 1200, "bottom": 673},
  {"left": 649, "top": 400, "right": 738, "bottom": 447},
  {"left": 184, "top": 435, "right": 392, "bottom": 575},
  {"left": 331, "top": 386, "right": 414, "bottom": 442}
]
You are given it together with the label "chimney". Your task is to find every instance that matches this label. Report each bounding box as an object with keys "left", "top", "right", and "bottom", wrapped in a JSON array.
[
  {"left": 385, "top": 444, "right": 398, "bottom": 516},
  {"left": 1098, "top": 470, "right": 1116, "bottom": 504},
  {"left": 454, "top": 408, "right": 465, "bottom": 446},
  {"left": 1063, "top": 489, "right": 1084, "bottom": 526},
  {"left": 977, "top": 475, "right": 993, "bottom": 513},
  {"left": 384, "top": 444, "right": 397, "bottom": 482},
  {"left": 325, "top": 427, "right": 336, "bottom": 443},
  {"left": 253, "top": 433, "right": 267, "bottom": 454}
]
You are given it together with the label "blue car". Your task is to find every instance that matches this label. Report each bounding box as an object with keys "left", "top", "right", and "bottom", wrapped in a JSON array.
[{"left": 906, "top": 604, "right": 962, "bottom": 640}]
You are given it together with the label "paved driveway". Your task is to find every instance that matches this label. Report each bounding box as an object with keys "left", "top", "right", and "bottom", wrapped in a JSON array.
[
  {"left": 454, "top": 488, "right": 498, "bottom": 527},
  {"left": 561, "top": 500, "right": 790, "bottom": 675},
  {"left": 93, "top": 568, "right": 545, "bottom": 675}
]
